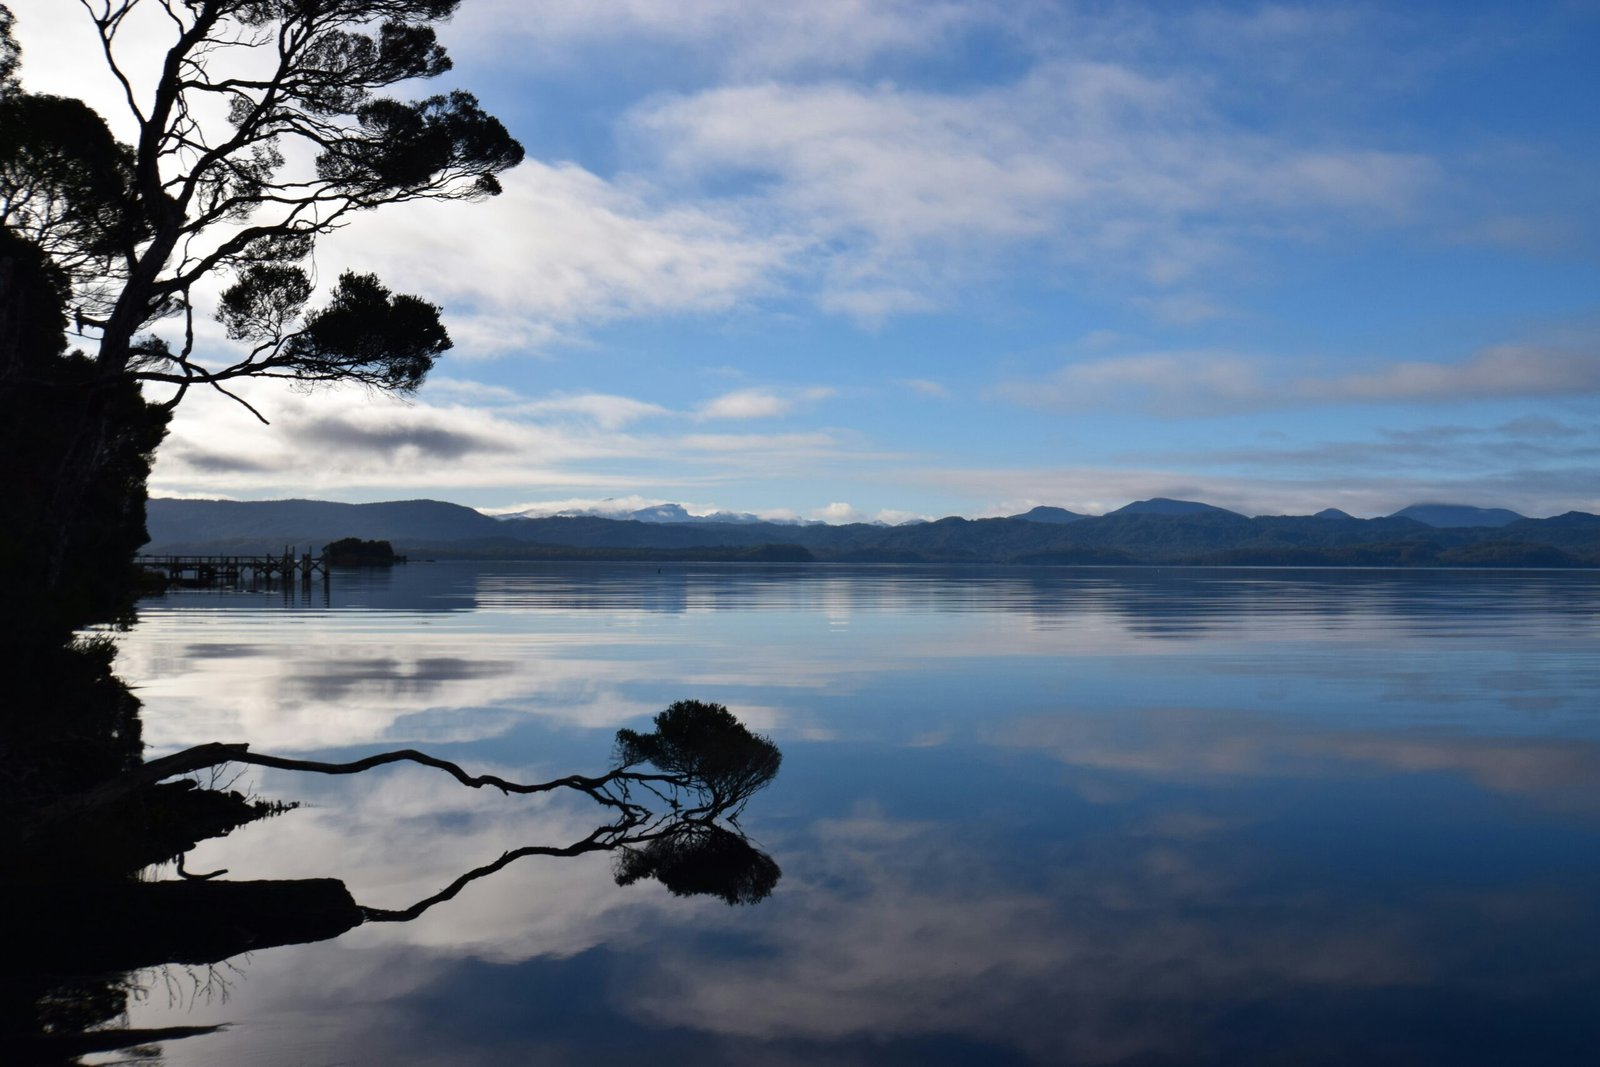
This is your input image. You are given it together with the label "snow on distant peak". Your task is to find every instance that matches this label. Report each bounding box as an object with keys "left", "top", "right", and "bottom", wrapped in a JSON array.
[{"left": 488, "top": 497, "right": 814, "bottom": 525}]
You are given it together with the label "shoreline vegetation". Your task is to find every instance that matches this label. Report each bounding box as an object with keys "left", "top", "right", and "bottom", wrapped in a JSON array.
[{"left": 323, "top": 537, "right": 405, "bottom": 567}]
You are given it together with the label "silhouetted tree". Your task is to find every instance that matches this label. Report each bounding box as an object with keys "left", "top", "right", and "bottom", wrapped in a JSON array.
[
  {"left": 0, "top": 0, "right": 522, "bottom": 604},
  {"left": 0, "top": 16, "right": 784, "bottom": 1060},
  {"left": 2, "top": 1, "right": 521, "bottom": 407},
  {"left": 0, "top": 229, "right": 168, "bottom": 633},
  {"left": 616, "top": 700, "right": 785, "bottom": 818},
  {"left": 0, "top": 4, "right": 16, "bottom": 95},
  {"left": 323, "top": 536, "right": 398, "bottom": 565}
]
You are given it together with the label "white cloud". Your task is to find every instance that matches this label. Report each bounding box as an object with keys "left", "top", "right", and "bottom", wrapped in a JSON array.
[
  {"left": 320, "top": 161, "right": 791, "bottom": 356},
  {"left": 1302, "top": 343, "right": 1600, "bottom": 403},
  {"left": 480, "top": 494, "right": 670, "bottom": 518},
  {"left": 696, "top": 388, "right": 793, "bottom": 420},
  {"left": 6, "top": 4, "right": 792, "bottom": 353},
  {"left": 676, "top": 431, "right": 840, "bottom": 456},
  {"left": 874, "top": 508, "right": 933, "bottom": 526},
  {"left": 514, "top": 393, "right": 670, "bottom": 429},
  {"left": 420, "top": 378, "right": 524, "bottom": 404},
  {"left": 480, "top": 495, "right": 802, "bottom": 522},
  {"left": 899, "top": 378, "right": 951, "bottom": 398},
  {"left": 695, "top": 386, "right": 835, "bottom": 420},
  {"left": 147, "top": 381, "right": 865, "bottom": 500},
  {"left": 630, "top": 65, "right": 1434, "bottom": 318},
  {"left": 812, "top": 502, "right": 864, "bottom": 523},
  {"left": 993, "top": 350, "right": 1267, "bottom": 415},
  {"left": 6, "top": 0, "right": 1446, "bottom": 342},
  {"left": 997, "top": 336, "right": 1600, "bottom": 415}
]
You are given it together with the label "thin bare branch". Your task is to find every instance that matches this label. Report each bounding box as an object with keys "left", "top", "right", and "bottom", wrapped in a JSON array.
[{"left": 207, "top": 378, "right": 269, "bottom": 424}]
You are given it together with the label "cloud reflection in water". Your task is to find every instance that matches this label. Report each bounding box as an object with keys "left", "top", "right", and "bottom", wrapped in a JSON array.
[{"left": 113, "top": 565, "right": 1600, "bottom": 1064}]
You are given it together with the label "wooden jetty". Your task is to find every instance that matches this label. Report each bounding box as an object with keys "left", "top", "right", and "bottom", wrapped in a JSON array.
[{"left": 136, "top": 548, "right": 329, "bottom": 586}]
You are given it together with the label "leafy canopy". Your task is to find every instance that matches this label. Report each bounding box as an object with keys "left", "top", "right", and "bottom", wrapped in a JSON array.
[{"left": 615, "top": 700, "right": 784, "bottom": 814}]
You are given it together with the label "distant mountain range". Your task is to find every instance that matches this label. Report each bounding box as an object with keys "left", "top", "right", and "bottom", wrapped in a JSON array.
[
  {"left": 1388, "top": 503, "right": 1525, "bottom": 528},
  {"left": 490, "top": 497, "right": 1539, "bottom": 530},
  {"left": 505, "top": 501, "right": 821, "bottom": 526},
  {"left": 502, "top": 500, "right": 939, "bottom": 527},
  {"left": 143, "top": 496, "right": 1600, "bottom": 567}
]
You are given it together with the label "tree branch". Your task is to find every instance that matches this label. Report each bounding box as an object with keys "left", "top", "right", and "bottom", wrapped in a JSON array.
[{"left": 207, "top": 378, "right": 269, "bottom": 424}]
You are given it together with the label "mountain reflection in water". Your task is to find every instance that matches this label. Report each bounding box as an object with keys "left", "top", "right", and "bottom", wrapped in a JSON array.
[{"left": 59, "top": 566, "right": 1600, "bottom": 1063}]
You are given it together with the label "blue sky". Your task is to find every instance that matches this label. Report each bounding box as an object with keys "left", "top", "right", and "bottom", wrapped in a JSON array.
[{"left": 12, "top": 0, "right": 1600, "bottom": 519}]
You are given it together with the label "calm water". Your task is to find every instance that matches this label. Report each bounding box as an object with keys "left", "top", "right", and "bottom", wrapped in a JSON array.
[{"left": 106, "top": 564, "right": 1600, "bottom": 1065}]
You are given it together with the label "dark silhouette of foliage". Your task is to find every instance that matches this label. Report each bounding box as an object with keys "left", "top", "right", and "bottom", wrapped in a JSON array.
[
  {"left": 614, "top": 822, "right": 782, "bottom": 906},
  {"left": 0, "top": 227, "right": 168, "bottom": 630},
  {"left": 1436, "top": 541, "right": 1582, "bottom": 568},
  {"left": 279, "top": 271, "right": 449, "bottom": 392},
  {"left": 0, "top": 0, "right": 522, "bottom": 415},
  {"left": 0, "top": 93, "right": 145, "bottom": 313},
  {"left": 323, "top": 536, "right": 399, "bottom": 565},
  {"left": 0, "top": 4, "right": 16, "bottom": 95},
  {"left": 616, "top": 700, "right": 783, "bottom": 814}
]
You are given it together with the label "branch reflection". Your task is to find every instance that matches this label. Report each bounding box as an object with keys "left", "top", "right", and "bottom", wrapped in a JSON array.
[{"left": 4, "top": 701, "right": 781, "bottom": 1064}]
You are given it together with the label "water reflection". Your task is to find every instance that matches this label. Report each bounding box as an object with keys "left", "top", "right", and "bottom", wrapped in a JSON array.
[
  {"left": 4, "top": 698, "right": 780, "bottom": 1064},
  {"left": 619, "top": 803, "right": 1600, "bottom": 1065},
  {"left": 115, "top": 734, "right": 1600, "bottom": 1065},
  {"left": 120, "top": 565, "right": 1600, "bottom": 758},
  {"left": 145, "top": 562, "right": 1600, "bottom": 630},
  {"left": 100, "top": 565, "right": 1600, "bottom": 1064},
  {"left": 1000, "top": 706, "right": 1600, "bottom": 813}
]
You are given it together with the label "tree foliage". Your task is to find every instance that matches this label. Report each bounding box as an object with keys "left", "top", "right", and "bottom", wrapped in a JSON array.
[
  {"left": 322, "top": 535, "right": 397, "bottom": 565},
  {"left": 613, "top": 823, "right": 782, "bottom": 906},
  {"left": 0, "top": 93, "right": 146, "bottom": 315},
  {"left": 0, "top": 0, "right": 523, "bottom": 415},
  {"left": 615, "top": 701, "right": 783, "bottom": 815},
  {"left": 0, "top": 228, "right": 168, "bottom": 630},
  {"left": 0, "top": 4, "right": 16, "bottom": 95}
]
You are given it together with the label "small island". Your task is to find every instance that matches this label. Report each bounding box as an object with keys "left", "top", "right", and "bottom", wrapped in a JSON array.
[{"left": 322, "top": 538, "right": 404, "bottom": 567}]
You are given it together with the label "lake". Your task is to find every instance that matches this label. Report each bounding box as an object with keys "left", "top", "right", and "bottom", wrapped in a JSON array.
[{"left": 106, "top": 563, "right": 1600, "bottom": 1065}]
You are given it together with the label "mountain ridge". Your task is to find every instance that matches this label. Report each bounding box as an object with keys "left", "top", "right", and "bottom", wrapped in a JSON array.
[
  {"left": 144, "top": 497, "right": 1600, "bottom": 567},
  {"left": 1388, "top": 503, "right": 1525, "bottom": 528}
]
